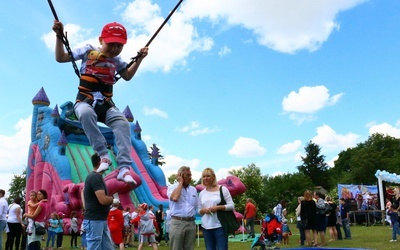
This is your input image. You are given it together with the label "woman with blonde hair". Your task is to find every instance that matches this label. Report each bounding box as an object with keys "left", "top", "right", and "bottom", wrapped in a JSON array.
[{"left": 198, "top": 168, "right": 235, "bottom": 250}]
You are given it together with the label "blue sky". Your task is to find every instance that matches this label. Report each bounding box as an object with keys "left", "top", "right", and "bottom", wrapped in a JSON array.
[{"left": 1, "top": 0, "right": 400, "bottom": 193}]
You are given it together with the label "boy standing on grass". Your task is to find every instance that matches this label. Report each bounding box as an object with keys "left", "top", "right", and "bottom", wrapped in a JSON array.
[{"left": 387, "top": 204, "right": 400, "bottom": 242}]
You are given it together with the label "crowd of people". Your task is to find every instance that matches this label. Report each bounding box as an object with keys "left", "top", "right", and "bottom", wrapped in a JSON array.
[
  {"left": 2, "top": 162, "right": 400, "bottom": 250},
  {"left": 294, "top": 190, "right": 353, "bottom": 247},
  {"left": 0, "top": 162, "right": 241, "bottom": 250},
  {"left": 0, "top": 165, "right": 237, "bottom": 250}
]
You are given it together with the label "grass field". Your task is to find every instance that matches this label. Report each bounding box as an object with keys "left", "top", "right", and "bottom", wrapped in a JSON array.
[{"left": 3, "top": 223, "right": 398, "bottom": 250}]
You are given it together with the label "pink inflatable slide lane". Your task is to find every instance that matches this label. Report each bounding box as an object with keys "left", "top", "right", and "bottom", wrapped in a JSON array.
[
  {"left": 130, "top": 147, "right": 168, "bottom": 204},
  {"left": 26, "top": 143, "right": 142, "bottom": 233}
]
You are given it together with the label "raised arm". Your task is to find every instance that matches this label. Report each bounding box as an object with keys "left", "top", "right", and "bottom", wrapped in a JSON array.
[
  {"left": 52, "top": 20, "right": 73, "bottom": 63},
  {"left": 120, "top": 47, "right": 149, "bottom": 81}
]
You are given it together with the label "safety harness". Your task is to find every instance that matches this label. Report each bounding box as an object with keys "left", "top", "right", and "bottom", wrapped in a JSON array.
[{"left": 76, "top": 74, "right": 116, "bottom": 123}]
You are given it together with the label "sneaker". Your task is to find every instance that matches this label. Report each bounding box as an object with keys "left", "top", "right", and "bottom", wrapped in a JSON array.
[
  {"left": 97, "top": 158, "right": 112, "bottom": 173},
  {"left": 117, "top": 168, "right": 137, "bottom": 184},
  {"left": 390, "top": 239, "right": 397, "bottom": 242}
]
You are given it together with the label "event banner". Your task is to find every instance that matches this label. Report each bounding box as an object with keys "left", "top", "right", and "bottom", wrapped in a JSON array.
[{"left": 338, "top": 184, "right": 378, "bottom": 201}]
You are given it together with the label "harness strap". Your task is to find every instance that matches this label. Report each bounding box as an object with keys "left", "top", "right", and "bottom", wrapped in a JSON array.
[
  {"left": 74, "top": 76, "right": 115, "bottom": 123},
  {"left": 78, "top": 75, "right": 113, "bottom": 97}
]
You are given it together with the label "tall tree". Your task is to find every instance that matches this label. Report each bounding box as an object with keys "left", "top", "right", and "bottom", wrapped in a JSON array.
[
  {"left": 263, "top": 172, "right": 314, "bottom": 213},
  {"left": 7, "top": 168, "right": 26, "bottom": 205},
  {"left": 228, "top": 163, "right": 265, "bottom": 216},
  {"left": 332, "top": 133, "right": 400, "bottom": 184},
  {"left": 297, "top": 141, "right": 330, "bottom": 189}
]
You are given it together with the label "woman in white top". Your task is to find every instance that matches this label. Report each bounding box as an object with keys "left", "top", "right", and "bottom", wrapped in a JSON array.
[
  {"left": 198, "top": 168, "right": 235, "bottom": 250},
  {"left": 6, "top": 197, "right": 24, "bottom": 250}
]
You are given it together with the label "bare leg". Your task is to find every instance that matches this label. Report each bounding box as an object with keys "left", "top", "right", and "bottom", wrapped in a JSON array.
[
  {"left": 304, "top": 229, "right": 311, "bottom": 246},
  {"left": 319, "top": 231, "right": 326, "bottom": 246},
  {"left": 312, "top": 230, "right": 318, "bottom": 245}
]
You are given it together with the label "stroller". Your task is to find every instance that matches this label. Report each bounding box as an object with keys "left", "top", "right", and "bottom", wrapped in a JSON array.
[{"left": 250, "top": 214, "right": 282, "bottom": 250}]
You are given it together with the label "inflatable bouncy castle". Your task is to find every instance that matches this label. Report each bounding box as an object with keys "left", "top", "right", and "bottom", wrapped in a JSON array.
[{"left": 27, "top": 87, "right": 246, "bottom": 232}]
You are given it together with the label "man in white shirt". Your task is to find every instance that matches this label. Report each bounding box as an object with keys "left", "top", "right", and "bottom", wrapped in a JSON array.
[
  {"left": 0, "top": 189, "right": 9, "bottom": 249},
  {"left": 167, "top": 166, "right": 198, "bottom": 250}
]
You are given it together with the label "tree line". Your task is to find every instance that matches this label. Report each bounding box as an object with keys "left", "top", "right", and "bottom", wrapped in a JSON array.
[
  {"left": 229, "top": 133, "right": 400, "bottom": 217},
  {"left": 7, "top": 133, "right": 400, "bottom": 218}
]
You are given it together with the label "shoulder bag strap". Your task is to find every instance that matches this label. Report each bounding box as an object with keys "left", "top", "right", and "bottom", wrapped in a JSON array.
[
  {"left": 7, "top": 204, "right": 14, "bottom": 214},
  {"left": 219, "top": 186, "right": 226, "bottom": 205}
]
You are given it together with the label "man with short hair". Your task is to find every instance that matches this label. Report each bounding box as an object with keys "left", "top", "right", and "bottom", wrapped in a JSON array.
[
  {"left": 340, "top": 198, "right": 352, "bottom": 239},
  {"left": 167, "top": 166, "right": 198, "bottom": 250},
  {"left": 0, "top": 189, "right": 9, "bottom": 248},
  {"left": 244, "top": 198, "right": 257, "bottom": 238},
  {"left": 82, "top": 153, "right": 115, "bottom": 250}
]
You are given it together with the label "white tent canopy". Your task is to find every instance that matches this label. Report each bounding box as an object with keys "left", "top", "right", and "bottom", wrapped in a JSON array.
[{"left": 375, "top": 170, "right": 400, "bottom": 211}]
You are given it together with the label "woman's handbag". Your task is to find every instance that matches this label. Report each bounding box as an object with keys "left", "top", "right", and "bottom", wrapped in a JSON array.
[
  {"left": 299, "top": 219, "right": 308, "bottom": 228},
  {"left": 35, "top": 223, "right": 46, "bottom": 235},
  {"left": 217, "top": 186, "right": 240, "bottom": 234},
  {"left": 317, "top": 202, "right": 333, "bottom": 215}
]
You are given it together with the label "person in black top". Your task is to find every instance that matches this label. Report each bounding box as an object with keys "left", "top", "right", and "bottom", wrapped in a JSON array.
[
  {"left": 340, "top": 198, "right": 352, "bottom": 239},
  {"left": 155, "top": 204, "right": 165, "bottom": 245},
  {"left": 300, "top": 190, "right": 317, "bottom": 247},
  {"left": 82, "top": 153, "right": 115, "bottom": 250},
  {"left": 325, "top": 196, "right": 338, "bottom": 241}
]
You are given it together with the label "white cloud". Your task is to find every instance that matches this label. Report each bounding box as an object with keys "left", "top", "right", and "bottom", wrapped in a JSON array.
[
  {"left": 0, "top": 116, "right": 31, "bottom": 192},
  {"left": 312, "top": 124, "right": 359, "bottom": 151},
  {"left": 42, "top": 24, "right": 95, "bottom": 51},
  {"left": 182, "top": 0, "right": 367, "bottom": 53},
  {"left": 289, "top": 113, "right": 316, "bottom": 125},
  {"left": 283, "top": 85, "right": 342, "bottom": 113},
  {"left": 176, "top": 121, "right": 219, "bottom": 136},
  {"left": 162, "top": 155, "right": 202, "bottom": 182},
  {"left": 228, "top": 137, "right": 266, "bottom": 157},
  {"left": 42, "top": 0, "right": 213, "bottom": 74},
  {"left": 141, "top": 134, "right": 152, "bottom": 142},
  {"left": 270, "top": 171, "right": 285, "bottom": 177},
  {"left": 189, "top": 127, "right": 220, "bottom": 136},
  {"left": 277, "top": 140, "right": 302, "bottom": 154},
  {"left": 294, "top": 152, "right": 303, "bottom": 163},
  {"left": 214, "top": 166, "right": 242, "bottom": 180},
  {"left": 161, "top": 156, "right": 241, "bottom": 183},
  {"left": 176, "top": 121, "right": 200, "bottom": 132},
  {"left": 218, "top": 46, "right": 232, "bottom": 57},
  {"left": 282, "top": 85, "right": 343, "bottom": 124},
  {"left": 326, "top": 155, "right": 339, "bottom": 168},
  {"left": 41, "top": 0, "right": 367, "bottom": 77},
  {"left": 142, "top": 106, "right": 168, "bottom": 118},
  {"left": 367, "top": 122, "right": 400, "bottom": 138}
]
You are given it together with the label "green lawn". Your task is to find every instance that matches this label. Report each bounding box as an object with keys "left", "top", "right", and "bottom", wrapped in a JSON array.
[{"left": 3, "top": 223, "right": 398, "bottom": 249}]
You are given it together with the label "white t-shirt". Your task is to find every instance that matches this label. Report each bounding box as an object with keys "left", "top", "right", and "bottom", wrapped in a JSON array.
[
  {"left": 7, "top": 204, "right": 21, "bottom": 223},
  {"left": 0, "top": 197, "right": 8, "bottom": 221},
  {"left": 198, "top": 186, "right": 234, "bottom": 230}
]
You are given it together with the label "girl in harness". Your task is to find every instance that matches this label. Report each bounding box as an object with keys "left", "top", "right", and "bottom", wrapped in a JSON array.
[{"left": 52, "top": 20, "right": 149, "bottom": 184}]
